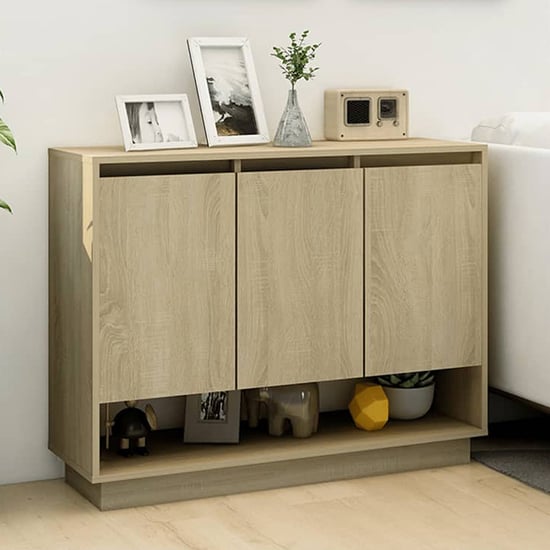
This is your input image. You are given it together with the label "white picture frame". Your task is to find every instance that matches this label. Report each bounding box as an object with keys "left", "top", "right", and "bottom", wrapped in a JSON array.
[
  {"left": 187, "top": 37, "right": 270, "bottom": 147},
  {"left": 116, "top": 94, "right": 198, "bottom": 152},
  {"left": 183, "top": 391, "right": 241, "bottom": 444}
]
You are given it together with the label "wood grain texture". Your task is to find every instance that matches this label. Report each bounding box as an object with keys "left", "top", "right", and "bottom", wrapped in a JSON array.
[
  {"left": 71, "top": 439, "right": 470, "bottom": 510},
  {"left": 48, "top": 143, "right": 488, "bottom": 509},
  {"left": 48, "top": 152, "right": 94, "bottom": 479},
  {"left": 481, "top": 149, "right": 489, "bottom": 430},
  {"left": 238, "top": 169, "right": 363, "bottom": 389},
  {"left": 91, "top": 160, "right": 101, "bottom": 477},
  {"left": 435, "top": 366, "right": 486, "bottom": 430},
  {"left": 97, "top": 173, "right": 235, "bottom": 402},
  {"left": 97, "top": 412, "right": 482, "bottom": 483},
  {"left": 366, "top": 164, "right": 483, "bottom": 375},
  {"left": 5, "top": 462, "right": 550, "bottom": 549},
  {"left": 50, "top": 138, "right": 487, "bottom": 165}
]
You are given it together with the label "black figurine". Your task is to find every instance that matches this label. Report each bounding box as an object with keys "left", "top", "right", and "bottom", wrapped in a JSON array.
[{"left": 111, "top": 400, "right": 157, "bottom": 457}]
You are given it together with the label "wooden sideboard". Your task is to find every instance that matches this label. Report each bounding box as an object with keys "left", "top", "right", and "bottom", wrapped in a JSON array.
[{"left": 49, "top": 139, "right": 487, "bottom": 510}]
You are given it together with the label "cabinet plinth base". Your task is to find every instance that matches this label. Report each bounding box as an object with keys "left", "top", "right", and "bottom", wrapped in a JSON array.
[{"left": 66, "top": 438, "right": 470, "bottom": 510}]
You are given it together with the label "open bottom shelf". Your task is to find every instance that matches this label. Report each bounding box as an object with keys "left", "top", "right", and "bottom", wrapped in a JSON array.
[{"left": 98, "top": 410, "right": 484, "bottom": 483}]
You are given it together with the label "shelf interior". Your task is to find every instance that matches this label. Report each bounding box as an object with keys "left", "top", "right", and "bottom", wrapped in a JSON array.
[{"left": 98, "top": 410, "right": 484, "bottom": 483}]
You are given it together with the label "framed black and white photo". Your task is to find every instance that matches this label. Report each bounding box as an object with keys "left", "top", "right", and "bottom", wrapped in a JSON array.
[
  {"left": 188, "top": 37, "right": 269, "bottom": 147},
  {"left": 116, "top": 94, "right": 197, "bottom": 151},
  {"left": 183, "top": 390, "right": 241, "bottom": 444}
]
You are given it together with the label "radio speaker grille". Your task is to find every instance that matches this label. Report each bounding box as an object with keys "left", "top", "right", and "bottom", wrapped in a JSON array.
[{"left": 346, "top": 99, "right": 370, "bottom": 125}]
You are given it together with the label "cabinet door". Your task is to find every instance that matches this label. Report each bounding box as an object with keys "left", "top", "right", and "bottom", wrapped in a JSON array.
[
  {"left": 97, "top": 173, "right": 235, "bottom": 402},
  {"left": 238, "top": 169, "right": 363, "bottom": 388},
  {"left": 366, "top": 165, "right": 482, "bottom": 375}
]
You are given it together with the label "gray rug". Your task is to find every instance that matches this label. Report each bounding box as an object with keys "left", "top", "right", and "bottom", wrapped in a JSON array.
[{"left": 472, "top": 450, "right": 550, "bottom": 494}]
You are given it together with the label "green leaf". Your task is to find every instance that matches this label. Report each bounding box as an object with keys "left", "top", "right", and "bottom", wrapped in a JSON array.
[
  {"left": 0, "top": 198, "right": 13, "bottom": 213},
  {"left": 272, "top": 30, "right": 320, "bottom": 86},
  {"left": 389, "top": 374, "right": 402, "bottom": 386},
  {"left": 417, "top": 372, "right": 435, "bottom": 387},
  {"left": 0, "top": 117, "right": 16, "bottom": 152},
  {"left": 0, "top": 89, "right": 4, "bottom": 103},
  {"left": 400, "top": 377, "right": 416, "bottom": 388}
]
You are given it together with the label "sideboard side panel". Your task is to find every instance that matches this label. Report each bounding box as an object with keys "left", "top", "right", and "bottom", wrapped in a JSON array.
[{"left": 49, "top": 152, "right": 94, "bottom": 479}]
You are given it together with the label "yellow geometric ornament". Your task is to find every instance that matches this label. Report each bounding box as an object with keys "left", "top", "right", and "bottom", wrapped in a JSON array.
[{"left": 348, "top": 382, "right": 389, "bottom": 431}]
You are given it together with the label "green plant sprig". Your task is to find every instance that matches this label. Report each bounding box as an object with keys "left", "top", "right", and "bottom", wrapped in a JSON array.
[
  {"left": 271, "top": 30, "right": 321, "bottom": 90},
  {"left": 1, "top": 87, "right": 16, "bottom": 214}
]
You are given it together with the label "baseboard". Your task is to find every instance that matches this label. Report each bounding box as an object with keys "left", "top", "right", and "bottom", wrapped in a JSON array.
[{"left": 66, "top": 438, "right": 470, "bottom": 510}]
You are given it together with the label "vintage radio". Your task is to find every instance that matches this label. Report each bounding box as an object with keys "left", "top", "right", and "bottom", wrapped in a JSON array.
[{"left": 324, "top": 89, "right": 409, "bottom": 141}]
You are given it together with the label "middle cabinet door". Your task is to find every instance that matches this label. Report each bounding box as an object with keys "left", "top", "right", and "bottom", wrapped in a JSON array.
[{"left": 238, "top": 168, "right": 364, "bottom": 389}]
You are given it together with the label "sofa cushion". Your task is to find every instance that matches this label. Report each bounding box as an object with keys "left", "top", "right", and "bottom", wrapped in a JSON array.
[{"left": 471, "top": 112, "right": 550, "bottom": 149}]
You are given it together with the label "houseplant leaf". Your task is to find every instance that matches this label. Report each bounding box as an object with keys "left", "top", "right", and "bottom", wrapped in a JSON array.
[
  {"left": 1, "top": 88, "right": 16, "bottom": 213},
  {"left": 0, "top": 198, "right": 12, "bottom": 213},
  {"left": 0, "top": 117, "right": 16, "bottom": 151}
]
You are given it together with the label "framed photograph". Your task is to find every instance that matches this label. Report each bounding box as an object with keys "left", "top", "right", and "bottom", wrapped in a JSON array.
[
  {"left": 116, "top": 94, "right": 197, "bottom": 151},
  {"left": 187, "top": 37, "right": 269, "bottom": 147},
  {"left": 184, "top": 390, "right": 241, "bottom": 444}
]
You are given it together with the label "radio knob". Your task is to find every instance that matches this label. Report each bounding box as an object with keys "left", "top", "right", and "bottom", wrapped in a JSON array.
[
  {"left": 393, "top": 120, "right": 399, "bottom": 127},
  {"left": 376, "top": 121, "right": 383, "bottom": 127}
]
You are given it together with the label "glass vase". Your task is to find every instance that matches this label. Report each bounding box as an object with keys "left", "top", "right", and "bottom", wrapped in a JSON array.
[{"left": 273, "top": 89, "right": 312, "bottom": 147}]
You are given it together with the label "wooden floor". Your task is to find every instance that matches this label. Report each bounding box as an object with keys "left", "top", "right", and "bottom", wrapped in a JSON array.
[{"left": 2, "top": 462, "right": 550, "bottom": 549}]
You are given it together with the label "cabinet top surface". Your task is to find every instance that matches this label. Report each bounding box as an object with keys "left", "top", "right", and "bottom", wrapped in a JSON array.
[{"left": 50, "top": 138, "right": 486, "bottom": 164}]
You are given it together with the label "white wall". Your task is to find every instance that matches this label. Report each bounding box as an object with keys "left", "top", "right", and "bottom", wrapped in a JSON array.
[{"left": 2, "top": 0, "right": 550, "bottom": 485}]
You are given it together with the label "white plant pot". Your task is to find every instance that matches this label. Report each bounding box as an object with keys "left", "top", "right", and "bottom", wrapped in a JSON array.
[{"left": 383, "top": 384, "right": 435, "bottom": 420}]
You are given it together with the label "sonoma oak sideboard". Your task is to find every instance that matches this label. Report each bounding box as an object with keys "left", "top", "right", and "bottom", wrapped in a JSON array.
[{"left": 49, "top": 139, "right": 487, "bottom": 510}]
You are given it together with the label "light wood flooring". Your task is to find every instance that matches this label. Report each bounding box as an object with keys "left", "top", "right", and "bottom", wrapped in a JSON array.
[{"left": 2, "top": 461, "right": 550, "bottom": 550}]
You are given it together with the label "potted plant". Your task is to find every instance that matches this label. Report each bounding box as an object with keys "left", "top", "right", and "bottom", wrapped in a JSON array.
[
  {"left": 375, "top": 371, "right": 435, "bottom": 420},
  {"left": 271, "top": 30, "right": 320, "bottom": 147},
  {"left": 0, "top": 87, "right": 16, "bottom": 213}
]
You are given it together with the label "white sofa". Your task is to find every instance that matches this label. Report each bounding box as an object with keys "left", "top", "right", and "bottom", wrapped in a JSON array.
[{"left": 472, "top": 113, "right": 550, "bottom": 409}]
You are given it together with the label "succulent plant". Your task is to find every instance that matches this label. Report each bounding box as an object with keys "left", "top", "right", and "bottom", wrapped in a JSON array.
[{"left": 376, "top": 371, "right": 435, "bottom": 389}]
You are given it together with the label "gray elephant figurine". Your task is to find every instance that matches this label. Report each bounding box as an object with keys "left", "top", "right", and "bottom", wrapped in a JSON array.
[{"left": 245, "top": 383, "right": 319, "bottom": 438}]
